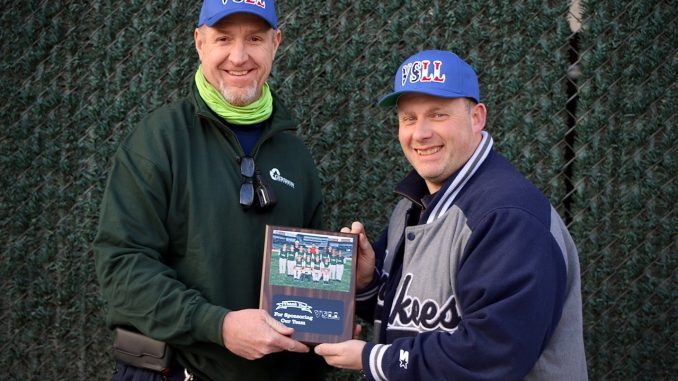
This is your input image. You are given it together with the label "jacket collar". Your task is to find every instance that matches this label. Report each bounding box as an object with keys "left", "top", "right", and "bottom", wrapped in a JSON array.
[{"left": 394, "top": 170, "right": 431, "bottom": 210}]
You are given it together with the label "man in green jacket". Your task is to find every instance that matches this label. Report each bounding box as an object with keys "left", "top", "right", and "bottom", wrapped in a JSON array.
[{"left": 93, "top": 1, "right": 326, "bottom": 380}]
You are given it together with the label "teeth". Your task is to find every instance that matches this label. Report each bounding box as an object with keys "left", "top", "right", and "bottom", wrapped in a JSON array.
[
  {"left": 415, "top": 147, "right": 441, "bottom": 155},
  {"left": 228, "top": 70, "right": 249, "bottom": 76}
]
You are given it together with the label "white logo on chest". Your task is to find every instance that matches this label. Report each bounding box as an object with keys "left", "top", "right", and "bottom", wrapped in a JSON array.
[{"left": 269, "top": 168, "right": 295, "bottom": 188}]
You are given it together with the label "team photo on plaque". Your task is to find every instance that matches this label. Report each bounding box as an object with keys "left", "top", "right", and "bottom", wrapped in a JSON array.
[
  {"left": 270, "top": 232, "right": 352, "bottom": 292},
  {"left": 259, "top": 225, "right": 358, "bottom": 344}
]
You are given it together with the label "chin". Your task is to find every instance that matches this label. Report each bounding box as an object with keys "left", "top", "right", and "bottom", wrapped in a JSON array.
[{"left": 219, "top": 82, "right": 259, "bottom": 107}]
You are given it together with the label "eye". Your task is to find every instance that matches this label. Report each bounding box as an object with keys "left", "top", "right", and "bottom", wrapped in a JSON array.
[
  {"left": 430, "top": 112, "right": 448, "bottom": 120},
  {"left": 249, "top": 34, "right": 264, "bottom": 43},
  {"left": 399, "top": 115, "right": 416, "bottom": 125}
]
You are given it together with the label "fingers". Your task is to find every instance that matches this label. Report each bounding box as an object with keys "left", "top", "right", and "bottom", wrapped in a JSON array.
[
  {"left": 341, "top": 221, "right": 371, "bottom": 251},
  {"left": 265, "top": 312, "right": 294, "bottom": 336},
  {"left": 353, "top": 324, "right": 362, "bottom": 339},
  {"left": 314, "top": 343, "right": 336, "bottom": 356},
  {"left": 314, "top": 340, "right": 366, "bottom": 370},
  {"left": 284, "top": 339, "right": 310, "bottom": 353},
  {"left": 263, "top": 313, "right": 309, "bottom": 353},
  {"left": 358, "top": 232, "right": 372, "bottom": 252},
  {"left": 343, "top": 221, "right": 372, "bottom": 253},
  {"left": 351, "top": 221, "right": 365, "bottom": 234},
  {"left": 340, "top": 221, "right": 376, "bottom": 289},
  {"left": 222, "top": 309, "right": 309, "bottom": 360},
  {"left": 341, "top": 221, "right": 366, "bottom": 235}
]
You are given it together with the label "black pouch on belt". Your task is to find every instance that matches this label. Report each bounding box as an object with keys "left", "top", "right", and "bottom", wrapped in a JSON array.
[{"left": 113, "top": 327, "right": 173, "bottom": 372}]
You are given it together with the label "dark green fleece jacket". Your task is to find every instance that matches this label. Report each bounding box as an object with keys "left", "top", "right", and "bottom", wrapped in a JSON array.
[{"left": 94, "top": 85, "right": 325, "bottom": 380}]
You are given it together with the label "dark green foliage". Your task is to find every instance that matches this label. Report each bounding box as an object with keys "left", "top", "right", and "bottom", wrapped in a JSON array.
[
  {"left": 572, "top": 1, "right": 677, "bottom": 379},
  {"left": 0, "top": 0, "right": 675, "bottom": 380}
]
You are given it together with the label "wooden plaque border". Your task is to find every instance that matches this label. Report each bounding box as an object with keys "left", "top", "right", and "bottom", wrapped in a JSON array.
[{"left": 259, "top": 225, "right": 358, "bottom": 345}]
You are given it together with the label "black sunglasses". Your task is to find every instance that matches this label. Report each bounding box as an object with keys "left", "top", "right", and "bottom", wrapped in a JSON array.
[
  {"left": 239, "top": 156, "right": 277, "bottom": 210},
  {"left": 239, "top": 156, "right": 256, "bottom": 207}
]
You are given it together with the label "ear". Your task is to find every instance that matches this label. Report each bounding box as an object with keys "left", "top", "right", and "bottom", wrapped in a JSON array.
[
  {"left": 470, "top": 102, "right": 487, "bottom": 133},
  {"left": 194, "top": 27, "right": 204, "bottom": 61},
  {"left": 271, "top": 29, "right": 282, "bottom": 57}
]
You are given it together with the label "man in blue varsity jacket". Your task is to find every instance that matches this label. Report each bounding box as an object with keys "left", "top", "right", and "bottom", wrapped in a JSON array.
[{"left": 315, "top": 50, "right": 588, "bottom": 380}]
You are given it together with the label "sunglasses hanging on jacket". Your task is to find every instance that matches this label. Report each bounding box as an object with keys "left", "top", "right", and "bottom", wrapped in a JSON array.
[{"left": 239, "top": 156, "right": 277, "bottom": 210}]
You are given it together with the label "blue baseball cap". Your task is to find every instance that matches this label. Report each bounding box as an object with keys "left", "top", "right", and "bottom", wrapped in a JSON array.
[
  {"left": 378, "top": 50, "right": 480, "bottom": 107},
  {"left": 198, "top": 0, "right": 278, "bottom": 29}
]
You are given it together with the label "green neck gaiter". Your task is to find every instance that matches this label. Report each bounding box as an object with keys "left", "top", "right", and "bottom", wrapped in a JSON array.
[{"left": 194, "top": 66, "right": 273, "bottom": 125}]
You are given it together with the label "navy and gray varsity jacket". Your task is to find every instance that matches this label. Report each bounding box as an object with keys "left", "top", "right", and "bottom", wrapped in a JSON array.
[{"left": 357, "top": 133, "right": 588, "bottom": 381}]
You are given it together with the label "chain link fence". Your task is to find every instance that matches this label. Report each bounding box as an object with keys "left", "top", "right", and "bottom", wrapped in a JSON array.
[{"left": 1, "top": 0, "right": 675, "bottom": 379}]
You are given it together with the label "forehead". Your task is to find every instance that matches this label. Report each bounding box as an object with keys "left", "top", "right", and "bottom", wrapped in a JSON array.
[
  {"left": 210, "top": 12, "right": 271, "bottom": 32},
  {"left": 396, "top": 93, "right": 465, "bottom": 112}
]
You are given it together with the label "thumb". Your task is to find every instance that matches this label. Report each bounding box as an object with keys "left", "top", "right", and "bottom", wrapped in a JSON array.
[{"left": 314, "top": 343, "right": 335, "bottom": 356}]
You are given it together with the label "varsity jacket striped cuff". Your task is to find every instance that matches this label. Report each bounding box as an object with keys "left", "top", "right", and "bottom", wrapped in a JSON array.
[{"left": 362, "top": 342, "right": 391, "bottom": 381}]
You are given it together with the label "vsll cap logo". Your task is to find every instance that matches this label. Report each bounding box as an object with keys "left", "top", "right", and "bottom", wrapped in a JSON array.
[
  {"left": 401, "top": 60, "right": 446, "bottom": 86},
  {"left": 223, "top": 0, "right": 267, "bottom": 9}
]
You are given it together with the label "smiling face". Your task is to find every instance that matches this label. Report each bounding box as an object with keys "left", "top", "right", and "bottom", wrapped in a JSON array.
[
  {"left": 195, "top": 13, "right": 281, "bottom": 106},
  {"left": 397, "top": 93, "right": 486, "bottom": 193}
]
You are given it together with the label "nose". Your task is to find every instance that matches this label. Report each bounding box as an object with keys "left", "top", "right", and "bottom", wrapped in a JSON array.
[
  {"left": 411, "top": 119, "right": 433, "bottom": 141},
  {"left": 229, "top": 39, "right": 248, "bottom": 66}
]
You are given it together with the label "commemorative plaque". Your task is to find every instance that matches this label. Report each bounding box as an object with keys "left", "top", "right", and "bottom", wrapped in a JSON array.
[{"left": 259, "top": 225, "right": 358, "bottom": 345}]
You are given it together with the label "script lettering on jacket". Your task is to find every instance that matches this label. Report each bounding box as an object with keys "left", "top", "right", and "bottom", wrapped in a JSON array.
[
  {"left": 225, "top": 0, "right": 266, "bottom": 9},
  {"left": 401, "top": 60, "right": 446, "bottom": 86},
  {"left": 389, "top": 273, "right": 460, "bottom": 331}
]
